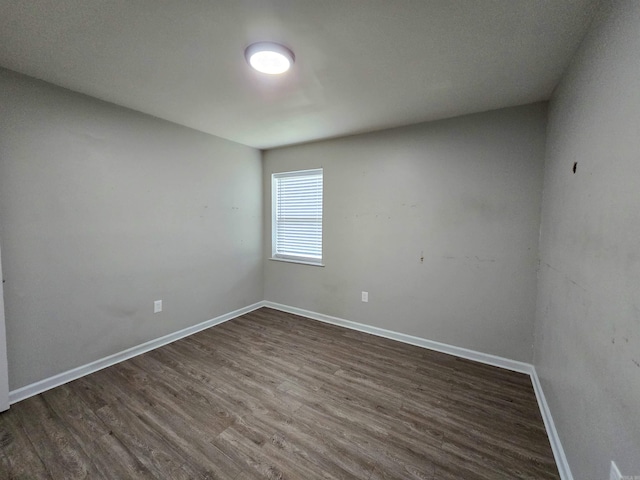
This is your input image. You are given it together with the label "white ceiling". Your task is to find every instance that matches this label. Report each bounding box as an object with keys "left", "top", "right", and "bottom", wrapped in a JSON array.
[{"left": 0, "top": 0, "right": 599, "bottom": 149}]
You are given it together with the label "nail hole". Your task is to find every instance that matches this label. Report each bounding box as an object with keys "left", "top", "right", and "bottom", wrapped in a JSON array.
[{"left": 572, "top": 162, "right": 577, "bottom": 174}]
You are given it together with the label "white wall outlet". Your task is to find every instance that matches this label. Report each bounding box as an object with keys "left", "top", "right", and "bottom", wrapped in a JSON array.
[
  {"left": 361, "top": 291, "right": 368, "bottom": 302},
  {"left": 610, "top": 461, "right": 622, "bottom": 480},
  {"left": 153, "top": 300, "right": 162, "bottom": 313}
]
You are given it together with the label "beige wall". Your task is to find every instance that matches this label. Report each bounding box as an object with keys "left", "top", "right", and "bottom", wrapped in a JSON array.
[
  {"left": 535, "top": 0, "right": 640, "bottom": 477},
  {"left": 0, "top": 68, "right": 263, "bottom": 390},
  {"left": 264, "top": 104, "right": 547, "bottom": 362}
]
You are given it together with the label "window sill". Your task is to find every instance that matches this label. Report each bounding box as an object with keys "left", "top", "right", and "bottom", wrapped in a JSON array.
[{"left": 269, "top": 257, "right": 325, "bottom": 267}]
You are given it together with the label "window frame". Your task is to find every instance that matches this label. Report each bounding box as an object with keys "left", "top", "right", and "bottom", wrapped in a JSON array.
[{"left": 270, "top": 168, "right": 324, "bottom": 267}]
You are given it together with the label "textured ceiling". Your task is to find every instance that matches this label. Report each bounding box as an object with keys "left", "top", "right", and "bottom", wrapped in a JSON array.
[{"left": 0, "top": 0, "right": 599, "bottom": 149}]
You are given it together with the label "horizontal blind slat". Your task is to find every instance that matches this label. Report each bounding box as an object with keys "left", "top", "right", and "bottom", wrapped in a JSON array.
[{"left": 274, "top": 169, "right": 323, "bottom": 262}]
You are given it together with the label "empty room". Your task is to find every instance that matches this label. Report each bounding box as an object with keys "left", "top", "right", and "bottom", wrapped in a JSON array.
[{"left": 0, "top": 0, "right": 638, "bottom": 479}]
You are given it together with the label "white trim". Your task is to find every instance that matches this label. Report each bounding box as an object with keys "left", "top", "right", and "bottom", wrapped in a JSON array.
[
  {"left": 610, "top": 461, "right": 622, "bottom": 480},
  {"left": 530, "top": 368, "right": 574, "bottom": 480},
  {"left": 262, "top": 301, "right": 573, "bottom": 480},
  {"left": 8, "top": 299, "right": 573, "bottom": 480},
  {"left": 271, "top": 168, "right": 324, "bottom": 263},
  {"left": 263, "top": 301, "right": 532, "bottom": 374},
  {"left": 269, "top": 257, "right": 325, "bottom": 267},
  {"left": 9, "top": 301, "right": 265, "bottom": 405}
]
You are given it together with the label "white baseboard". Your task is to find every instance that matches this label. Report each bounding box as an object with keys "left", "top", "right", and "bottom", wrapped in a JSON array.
[
  {"left": 263, "top": 301, "right": 533, "bottom": 374},
  {"left": 8, "top": 299, "right": 573, "bottom": 480},
  {"left": 8, "top": 301, "right": 265, "bottom": 405},
  {"left": 530, "top": 368, "right": 574, "bottom": 480},
  {"left": 263, "top": 301, "right": 573, "bottom": 480},
  {"left": 610, "top": 461, "right": 623, "bottom": 480}
]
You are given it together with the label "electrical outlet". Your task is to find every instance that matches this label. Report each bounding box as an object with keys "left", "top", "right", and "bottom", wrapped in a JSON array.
[
  {"left": 154, "top": 300, "right": 162, "bottom": 313},
  {"left": 610, "top": 461, "right": 622, "bottom": 480},
  {"left": 361, "top": 291, "right": 368, "bottom": 302}
]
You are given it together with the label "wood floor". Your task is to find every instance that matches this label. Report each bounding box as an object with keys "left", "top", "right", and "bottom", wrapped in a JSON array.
[{"left": 0, "top": 307, "right": 559, "bottom": 479}]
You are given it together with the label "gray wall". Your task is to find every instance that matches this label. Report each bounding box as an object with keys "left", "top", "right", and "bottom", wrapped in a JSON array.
[
  {"left": 534, "top": 0, "right": 640, "bottom": 477},
  {"left": 0, "top": 68, "right": 263, "bottom": 390},
  {"left": 264, "top": 104, "right": 547, "bottom": 362},
  {"left": 0, "top": 242, "right": 8, "bottom": 410}
]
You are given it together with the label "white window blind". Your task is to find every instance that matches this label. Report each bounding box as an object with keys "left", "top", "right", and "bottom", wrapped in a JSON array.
[{"left": 272, "top": 169, "right": 323, "bottom": 264}]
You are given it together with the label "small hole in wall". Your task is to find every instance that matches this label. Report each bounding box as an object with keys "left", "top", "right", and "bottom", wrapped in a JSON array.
[{"left": 572, "top": 162, "right": 577, "bottom": 174}]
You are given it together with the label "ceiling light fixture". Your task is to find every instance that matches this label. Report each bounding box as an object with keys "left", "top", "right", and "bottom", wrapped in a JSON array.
[{"left": 245, "top": 42, "right": 295, "bottom": 75}]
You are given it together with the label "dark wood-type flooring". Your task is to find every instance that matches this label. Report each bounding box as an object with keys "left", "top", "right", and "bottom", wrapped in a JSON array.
[{"left": 0, "top": 307, "right": 559, "bottom": 479}]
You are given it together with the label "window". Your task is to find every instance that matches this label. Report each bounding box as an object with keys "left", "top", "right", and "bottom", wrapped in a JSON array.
[{"left": 272, "top": 168, "right": 323, "bottom": 265}]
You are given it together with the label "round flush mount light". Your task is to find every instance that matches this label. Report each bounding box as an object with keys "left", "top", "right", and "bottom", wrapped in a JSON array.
[{"left": 245, "top": 42, "right": 295, "bottom": 75}]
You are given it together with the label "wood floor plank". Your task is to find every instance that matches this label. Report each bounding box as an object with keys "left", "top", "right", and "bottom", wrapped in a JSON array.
[
  {"left": 93, "top": 402, "right": 201, "bottom": 479},
  {"left": 40, "top": 384, "right": 110, "bottom": 442},
  {"left": 13, "top": 396, "right": 106, "bottom": 480},
  {"left": 0, "top": 408, "right": 52, "bottom": 480},
  {"left": 84, "top": 432, "right": 157, "bottom": 480},
  {"left": 37, "top": 383, "right": 157, "bottom": 479},
  {"left": 0, "top": 307, "right": 559, "bottom": 479},
  {"left": 245, "top": 410, "right": 376, "bottom": 479},
  {"left": 88, "top": 367, "right": 241, "bottom": 480}
]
